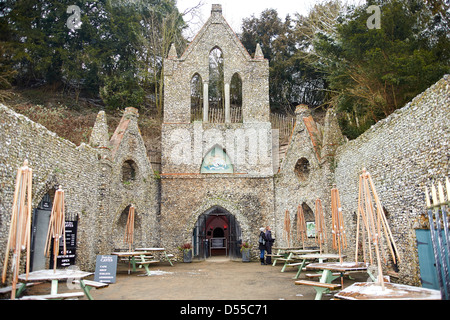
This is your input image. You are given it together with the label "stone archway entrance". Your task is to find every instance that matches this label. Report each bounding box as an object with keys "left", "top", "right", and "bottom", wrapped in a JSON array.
[{"left": 193, "top": 206, "right": 242, "bottom": 260}]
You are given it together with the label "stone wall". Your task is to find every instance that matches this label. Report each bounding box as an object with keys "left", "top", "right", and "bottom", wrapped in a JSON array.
[
  {"left": 274, "top": 105, "right": 346, "bottom": 250},
  {"left": 160, "top": 175, "right": 275, "bottom": 259},
  {"left": 160, "top": 4, "right": 275, "bottom": 261},
  {"left": 0, "top": 103, "right": 101, "bottom": 274},
  {"left": 334, "top": 75, "right": 449, "bottom": 285},
  {"left": 274, "top": 75, "right": 449, "bottom": 286},
  {"left": 0, "top": 104, "right": 159, "bottom": 283},
  {"left": 105, "top": 108, "right": 160, "bottom": 252}
]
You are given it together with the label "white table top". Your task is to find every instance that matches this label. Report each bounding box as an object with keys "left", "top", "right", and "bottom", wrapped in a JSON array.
[
  {"left": 335, "top": 282, "right": 441, "bottom": 300},
  {"left": 306, "top": 261, "right": 369, "bottom": 272},
  {"left": 297, "top": 253, "right": 344, "bottom": 260},
  {"left": 18, "top": 269, "right": 92, "bottom": 282},
  {"left": 287, "top": 249, "right": 320, "bottom": 254},
  {"left": 111, "top": 251, "right": 151, "bottom": 256}
]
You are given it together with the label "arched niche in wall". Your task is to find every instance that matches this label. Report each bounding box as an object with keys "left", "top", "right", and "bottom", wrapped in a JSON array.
[
  {"left": 301, "top": 202, "right": 315, "bottom": 238},
  {"left": 230, "top": 72, "right": 243, "bottom": 123},
  {"left": 294, "top": 157, "right": 310, "bottom": 182},
  {"left": 200, "top": 144, "right": 234, "bottom": 174},
  {"left": 190, "top": 73, "right": 203, "bottom": 122},
  {"left": 122, "top": 159, "right": 138, "bottom": 184},
  {"left": 208, "top": 47, "right": 224, "bottom": 122}
]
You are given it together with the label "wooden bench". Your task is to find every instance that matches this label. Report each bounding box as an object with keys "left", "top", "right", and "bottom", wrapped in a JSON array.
[
  {"left": 72, "top": 279, "right": 109, "bottom": 300},
  {"left": 136, "top": 260, "right": 160, "bottom": 276},
  {"left": 295, "top": 280, "right": 341, "bottom": 300},
  {"left": 0, "top": 282, "right": 44, "bottom": 298},
  {"left": 73, "top": 279, "right": 109, "bottom": 289},
  {"left": 136, "top": 260, "right": 160, "bottom": 266},
  {"left": 19, "top": 292, "right": 86, "bottom": 300},
  {"left": 121, "top": 255, "right": 154, "bottom": 263},
  {"left": 266, "top": 253, "right": 284, "bottom": 266},
  {"left": 0, "top": 282, "right": 42, "bottom": 294},
  {"left": 286, "top": 262, "right": 306, "bottom": 267},
  {"left": 306, "top": 272, "right": 346, "bottom": 279},
  {"left": 278, "top": 257, "right": 304, "bottom": 272}
]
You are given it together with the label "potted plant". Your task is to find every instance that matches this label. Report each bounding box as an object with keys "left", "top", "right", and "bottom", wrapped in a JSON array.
[
  {"left": 240, "top": 242, "right": 251, "bottom": 262},
  {"left": 178, "top": 243, "right": 193, "bottom": 263}
]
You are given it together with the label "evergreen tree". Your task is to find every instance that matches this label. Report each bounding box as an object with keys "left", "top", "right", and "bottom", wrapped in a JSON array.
[
  {"left": 240, "top": 9, "right": 326, "bottom": 113},
  {"left": 0, "top": 0, "right": 187, "bottom": 111},
  {"left": 313, "top": 0, "right": 449, "bottom": 138}
]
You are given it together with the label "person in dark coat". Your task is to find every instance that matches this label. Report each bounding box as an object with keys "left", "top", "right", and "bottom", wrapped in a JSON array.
[
  {"left": 258, "top": 227, "right": 267, "bottom": 265},
  {"left": 265, "top": 226, "right": 275, "bottom": 265}
]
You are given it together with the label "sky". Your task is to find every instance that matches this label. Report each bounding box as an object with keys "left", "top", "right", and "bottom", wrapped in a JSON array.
[{"left": 177, "top": 0, "right": 365, "bottom": 39}]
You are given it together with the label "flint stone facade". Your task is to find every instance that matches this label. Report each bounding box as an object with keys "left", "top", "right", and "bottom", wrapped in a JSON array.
[
  {"left": 161, "top": 4, "right": 275, "bottom": 258},
  {"left": 0, "top": 106, "right": 159, "bottom": 276},
  {"left": 275, "top": 75, "right": 449, "bottom": 286}
]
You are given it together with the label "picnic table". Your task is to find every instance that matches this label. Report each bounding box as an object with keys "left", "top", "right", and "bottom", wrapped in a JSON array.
[
  {"left": 296, "top": 261, "right": 369, "bottom": 300},
  {"left": 288, "top": 253, "right": 343, "bottom": 279},
  {"left": 17, "top": 269, "right": 93, "bottom": 300},
  {"left": 135, "top": 247, "right": 174, "bottom": 266},
  {"left": 277, "top": 249, "right": 320, "bottom": 272},
  {"left": 111, "top": 251, "right": 159, "bottom": 276},
  {"left": 334, "top": 282, "right": 441, "bottom": 300},
  {"left": 268, "top": 247, "right": 317, "bottom": 267}
]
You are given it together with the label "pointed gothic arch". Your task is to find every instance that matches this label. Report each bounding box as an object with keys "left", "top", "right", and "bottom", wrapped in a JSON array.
[
  {"left": 192, "top": 205, "right": 242, "bottom": 259},
  {"left": 208, "top": 47, "right": 225, "bottom": 122},
  {"left": 191, "top": 73, "right": 203, "bottom": 122},
  {"left": 200, "top": 144, "right": 234, "bottom": 174},
  {"left": 230, "top": 72, "right": 243, "bottom": 123}
]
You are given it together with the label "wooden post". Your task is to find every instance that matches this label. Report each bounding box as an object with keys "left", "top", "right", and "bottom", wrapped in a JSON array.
[
  {"left": 315, "top": 199, "right": 326, "bottom": 254},
  {"left": 297, "top": 205, "right": 307, "bottom": 249},
  {"left": 1, "top": 160, "right": 33, "bottom": 299},
  {"left": 331, "top": 187, "right": 345, "bottom": 264},
  {"left": 283, "top": 210, "right": 291, "bottom": 247},
  {"left": 44, "top": 186, "right": 66, "bottom": 272},
  {"left": 124, "top": 205, "right": 136, "bottom": 252}
]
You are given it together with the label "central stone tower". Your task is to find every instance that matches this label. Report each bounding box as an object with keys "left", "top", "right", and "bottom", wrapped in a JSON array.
[{"left": 160, "top": 4, "right": 276, "bottom": 259}]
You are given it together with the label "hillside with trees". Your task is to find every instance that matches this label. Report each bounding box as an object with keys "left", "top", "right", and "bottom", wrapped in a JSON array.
[{"left": 0, "top": 0, "right": 448, "bottom": 145}]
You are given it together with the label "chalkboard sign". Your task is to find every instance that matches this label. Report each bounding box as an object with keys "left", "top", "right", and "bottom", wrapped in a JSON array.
[
  {"left": 56, "top": 248, "right": 76, "bottom": 268},
  {"left": 94, "top": 255, "right": 117, "bottom": 284},
  {"left": 64, "top": 221, "right": 77, "bottom": 247},
  {"left": 51, "top": 220, "right": 78, "bottom": 268}
]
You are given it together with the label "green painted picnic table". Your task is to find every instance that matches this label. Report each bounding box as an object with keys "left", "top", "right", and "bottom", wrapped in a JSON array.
[
  {"left": 269, "top": 247, "right": 318, "bottom": 267},
  {"left": 289, "top": 253, "right": 344, "bottom": 279},
  {"left": 17, "top": 269, "right": 93, "bottom": 300},
  {"left": 135, "top": 247, "right": 174, "bottom": 266},
  {"left": 277, "top": 249, "right": 320, "bottom": 272},
  {"left": 296, "top": 261, "right": 369, "bottom": 300},
  {"left": 111, "top": 251, "right": 159, "bottom": 276}
]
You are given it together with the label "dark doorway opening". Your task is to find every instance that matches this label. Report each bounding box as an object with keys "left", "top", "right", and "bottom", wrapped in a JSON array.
[{"left": 193, "top": 206, "right": 242, "bottom": 260}]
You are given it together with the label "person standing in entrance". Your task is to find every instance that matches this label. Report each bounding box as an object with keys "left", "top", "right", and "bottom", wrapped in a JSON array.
[
  {"left": 258, "top": 227, "right": 267, "bottom": 265},
  {"left": 265, "top": 226, "right": 274, "bottom": 265}
]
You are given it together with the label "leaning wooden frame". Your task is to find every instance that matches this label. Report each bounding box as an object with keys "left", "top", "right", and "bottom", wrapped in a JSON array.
[
  {"left": 124, "top": 205, "right": 136, "bottom": 252},
  {"left": 331, "top": 186, "right": 346, "bottom": 264},
  {"left": 44, "top": 186, "right": 67, "bottom": 272},
  {"left": 314, "top": 199, "right": 327, "bottom": 253},
  {"left": 1, "top": 160, "right": 33, "bottom": 300},
  {"left": 424, "top": 177, "right": 450, "bottom": 300},
  {"left": 283, "top": 209, "right": 291, "bottom": 247},
  {"left": 296, "top": 205, "right": 307, "bottom": 249},
  {"left": 355, "top": 168, "right": 400, "bottom": 291}
]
